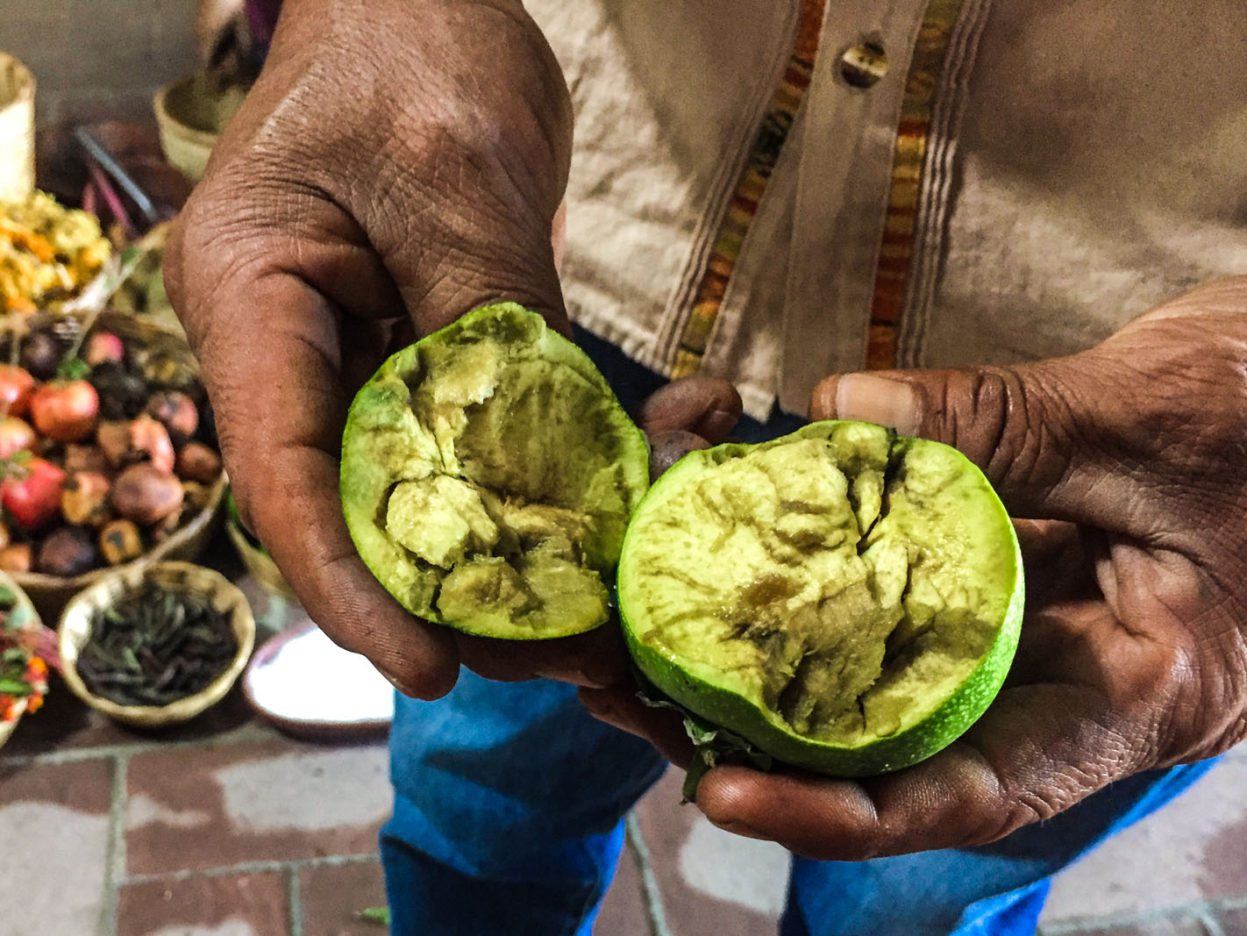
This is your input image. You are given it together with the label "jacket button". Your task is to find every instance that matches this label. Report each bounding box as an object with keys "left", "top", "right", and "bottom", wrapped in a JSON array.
[{"left": 840, "top": 40, "right": 889, "bottom": 89}]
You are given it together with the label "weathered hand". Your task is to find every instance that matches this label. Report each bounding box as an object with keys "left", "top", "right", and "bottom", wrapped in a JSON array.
[
  {"left": 166, "top": 0, "right": 573, "bottom": 699},
  {"left": 582, "top": 278, "right": 1247, "bottom": 859}
]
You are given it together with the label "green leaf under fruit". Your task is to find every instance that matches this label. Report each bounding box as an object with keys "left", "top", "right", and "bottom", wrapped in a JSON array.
[{"left": 635, "top": 679, "right": 773, "bottom": 802}]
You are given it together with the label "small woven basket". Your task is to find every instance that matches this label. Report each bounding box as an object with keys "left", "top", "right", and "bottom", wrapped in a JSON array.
[{"left": 58, "top": 560, "right": 254, "bottom": 728}]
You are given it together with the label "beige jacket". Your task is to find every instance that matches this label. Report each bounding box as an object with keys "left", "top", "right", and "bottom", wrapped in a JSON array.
[{"left": 526, "top": 0, "right": 1247, "bottom": 419}]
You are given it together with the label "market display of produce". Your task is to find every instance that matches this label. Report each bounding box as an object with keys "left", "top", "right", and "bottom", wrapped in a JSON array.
[
  {"left": 0, "top": 192, "right": 112, "bottom": 314},
  {"left": 0, "top": 312, "right": 225, "bottom": 616}
]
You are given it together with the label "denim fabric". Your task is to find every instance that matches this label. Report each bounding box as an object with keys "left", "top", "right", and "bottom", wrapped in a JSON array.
[{"left": 381, "top": 328, "right": 1219, "bottom": 934}]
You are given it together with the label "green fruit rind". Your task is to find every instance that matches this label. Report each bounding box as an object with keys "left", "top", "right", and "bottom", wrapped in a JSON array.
[
  {"left": 341, "top": 303, "right": 650, "bottom": 640},
  {"left": 617, "top": 421, "right": 1024, "bottom": 777}
]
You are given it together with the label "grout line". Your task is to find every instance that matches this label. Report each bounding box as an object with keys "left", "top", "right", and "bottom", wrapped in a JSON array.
[
  {"left": 0, "top": 723, "right": 279, "bottom": 769},
  {"left": 287, "top": 865, "right": 304, "bottom": 936},
  {"left": 1042, "top": 900, "right": 1223, "bottom": 935},
  {"left": 120, "top": 852, "right": 381, "bottom": 886},
  {"left": 1199, "top": 910, "right": 1227, "bottom": 936},
  {"left": 97, "top": 752, "right": 130, "bottom": 936},
  {"left": 625, "top": 812, "right": 675, "bottom": 936}
]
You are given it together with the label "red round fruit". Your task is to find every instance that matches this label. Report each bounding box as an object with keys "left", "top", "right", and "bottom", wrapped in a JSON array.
[
  {"left": 31, "top": 380, "right": 100, "bottom": 442},
  {"left": 84, "top": 331, "right": 126, "bottom": 367},
  {"left": 0, "top": 365, "right": 35, "bottom": 417},
  {"left": 0, "top": 417, "right": 35, "bottom": 460},
  {"left": 2, "top": 457, "right": 67, "bottom": 532}
]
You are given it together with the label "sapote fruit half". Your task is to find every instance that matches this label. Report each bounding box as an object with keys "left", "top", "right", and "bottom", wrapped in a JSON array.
[
  {"left": 340, "top": 303, "right": 651, "bottom": 639},
  {"left": 341, "top": 304, "right": 1022, "bottom": 784},
  {"left": 617, "top": 421, "right": 1024, "bottom": 782}
]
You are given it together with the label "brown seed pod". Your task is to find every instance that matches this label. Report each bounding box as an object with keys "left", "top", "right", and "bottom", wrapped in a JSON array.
[
  {"left": 181, "top": 481, "right": 211, "bottom": 513},
  {"left": 111, "top": 463, "right": 185, "bottom": 525},
  {"left": 37, "top": 526, "right": 99, "bottom": 577},
  {"left": 61, "top": 471, "right": 113, "bottom": 526},
  {"left": 98, "top": 519, "right": 144, "bottom": 566},
  {"left": 64, "top": 443, "right": 111, "bottom": 474},
  {"left": 0, "top": 543, "right": 32, "bottom": 573},
  {"left": 96, "top": 420, "right": 133, "bottom": 468},
  {"left": 146, "top": 390, "right": 198, "bottom": 442},
  {"left": 129, "top": 414, "right": 176, "bottom": 474},
  {"left": 175, "top": 442, "right": 222, "bottom": 484}
]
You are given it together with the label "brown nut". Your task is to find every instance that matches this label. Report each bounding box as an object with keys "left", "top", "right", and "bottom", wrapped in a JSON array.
[
  {"left": 146, "top": 391, "right": 198, "bottom": 442},
  {"left": 36, "top": 526, "right": 99, "bottom": 577},
  {"left": 181, "top": 481, "right": 211, "bottom": 513},
  {"left": 111, "top": 463, "right": 185, "bottom": 525},
  {"left": 0, "top": 520, "right": 10, "bottom": 552},
  {"left": 64, "top": 443, "right": 110, "bottom": 474},
  {"left": 129, "top": 414, "right": 175, "bottom": 474},
  {"left": 61, "top": 471, "right": 112, "bottom": 526},
  {"left": 96, "top": 420, "right": 132, "bottom": 468},
  {"left": 99, "top": 519, "right": 143, "bottom": 566},
  {"left": 0, "top": 543, "right": 32, "bottom": 573},
  {"left": 175, "top": 443, "right": 222, "bottom": 484}
]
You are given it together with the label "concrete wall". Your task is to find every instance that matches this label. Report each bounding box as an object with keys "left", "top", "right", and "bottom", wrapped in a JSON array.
[{"left": 0, "top": 0, "right": 199, "bottom": 187}]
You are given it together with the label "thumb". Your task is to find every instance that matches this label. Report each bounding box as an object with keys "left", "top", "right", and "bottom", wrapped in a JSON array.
[{"left": 810, "top": 363, "right": 1105, "bottom": 522}]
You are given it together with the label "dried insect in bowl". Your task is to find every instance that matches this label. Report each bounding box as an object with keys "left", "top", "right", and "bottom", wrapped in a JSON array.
[{"left": 74, "top": 579, "right": 240, "bottom": 708}]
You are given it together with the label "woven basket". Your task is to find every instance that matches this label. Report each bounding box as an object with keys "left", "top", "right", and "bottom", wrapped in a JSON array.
[
  {"left": 0, "top": 54, "right": 34, "bottom": 204},
  {"left": 0, "top": 569, "right": 42, "bottom": 751},
  {"left": 5, "top": 310, "right": 226, "bottom": 618},
  {"left": 58, "top": 560, "right": 254, "bottom": 728},
  {"left": 225, "top": 517, "right": 296, "bottom": 603},
  {"left": 153, "top": 74, "right": 246, "bottom": 182}
]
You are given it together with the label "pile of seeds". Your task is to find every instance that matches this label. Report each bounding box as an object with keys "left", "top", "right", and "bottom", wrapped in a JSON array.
[{"left": 76, "top": 582, "right": 237, "bottom": 706}]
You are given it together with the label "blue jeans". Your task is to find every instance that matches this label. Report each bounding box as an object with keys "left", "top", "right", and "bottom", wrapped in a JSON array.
[{"left": 381, "top": 327, "right": 1219, "bottom": 935}]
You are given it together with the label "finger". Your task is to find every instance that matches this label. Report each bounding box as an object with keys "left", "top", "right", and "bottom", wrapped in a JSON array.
[
  {"left": 637, "top": 377, "right": 743, "bottom": 442},
  {"left": 648, "top": 430, "right": 711, "bottom": 480},
  {"left": 455, "top": 623, "right": 632, "bottom": 689},
  {"left": 808, "top": 361, "right": 1121, "bottom": 523},
  {"left": 696, "top": 680, "right": 1135, "bottom": 860},
  {"left": 578, "top": 687, "right": 695, "bottom": 767},
  {"left": 169, "top": 250, "right": 459, "bottom": 700}
]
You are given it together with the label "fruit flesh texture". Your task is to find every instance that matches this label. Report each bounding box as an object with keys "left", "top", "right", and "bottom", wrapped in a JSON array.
[
  {"left": 619, "top": 422, "right": 1019, "bottom": 758},
  {"left": 341, "top": 305, "right": 650, "bottom": 639}
]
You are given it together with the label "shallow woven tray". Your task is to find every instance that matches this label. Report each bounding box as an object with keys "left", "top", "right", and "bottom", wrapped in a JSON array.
[{"left": 58, "top": 560, "right": 254, "bottom": 728}]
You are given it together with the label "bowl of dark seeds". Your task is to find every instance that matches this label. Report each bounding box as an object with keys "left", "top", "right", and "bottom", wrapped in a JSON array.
[{"left": 57, "top": 561, "right": 254, "bottom": 727}]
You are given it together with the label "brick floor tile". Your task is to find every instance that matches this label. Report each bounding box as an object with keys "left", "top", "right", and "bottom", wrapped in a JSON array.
[
  {"left": 126, "top": 738, "right": 389, "bottom": 874},
  {"left": 0, "top": 758, "right": 113, "bottom": 936},
  {"left": 1216, "top": 906, "right": 1247, "bottom": 936},
  {"left": 633, "top": 770, "right": 787, "bottom": 936},
  {"left": 595, "top": 835, "right": 650, "bottom": 936},
  {"left": 1046, "top": 918, "right": 1211, "bottom": 936},
  {"left": 1, "top": 673, "right": 262, "bottom": 760},
  {"left": 117, "top": 871, "right": 290, "bottom": 936},
  {"left": 299, "top": 860, "right": 388, "bottom": 936},
  {"left": 1045, "top": 759, "right": 1247, "bottom": 920}
]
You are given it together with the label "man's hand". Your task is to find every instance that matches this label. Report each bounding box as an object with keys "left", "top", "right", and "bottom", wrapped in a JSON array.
[
  {"left": 167, "top": 0, "right": 574, "bottom": 699},
  {"left": 582, "top": 278, "right": 1247, "bottom": 860}
]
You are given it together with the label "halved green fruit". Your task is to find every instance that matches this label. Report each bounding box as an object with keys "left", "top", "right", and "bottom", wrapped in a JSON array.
[
  {"left": 340, "top": 304, "right": 650, "bottom": 639},
  {"left": 618, "top": 421, "right": 1023, "bottom": 777}
]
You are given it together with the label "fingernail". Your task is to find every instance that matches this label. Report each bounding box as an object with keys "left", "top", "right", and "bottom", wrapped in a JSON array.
[{"left": 834, "top": 374, "right": 920, "bottom": 435}]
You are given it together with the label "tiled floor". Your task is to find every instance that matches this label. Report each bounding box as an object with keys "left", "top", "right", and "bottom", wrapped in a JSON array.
[{"left": 2, "top": 575, "right": 1245, "bottom": 936}]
